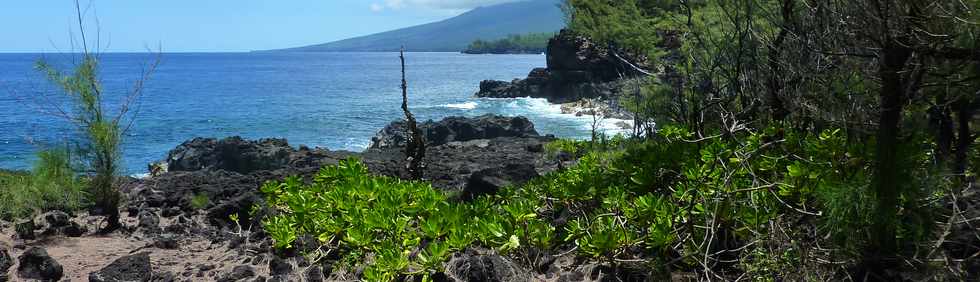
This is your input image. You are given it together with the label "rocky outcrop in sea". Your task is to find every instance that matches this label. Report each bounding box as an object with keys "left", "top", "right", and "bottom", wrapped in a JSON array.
[
  {"left": 369, "top": 114, "right": 539, "bottom": 149},
  {"left": 475, "top": 29, "right": 649, "bottom": 109}
]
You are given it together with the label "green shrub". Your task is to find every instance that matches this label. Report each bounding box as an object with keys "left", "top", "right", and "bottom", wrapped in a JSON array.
[
  {"left": 263, "top": 126, "right": 947, "bottom": 279},
  {"left": 262, "top": 159, "right": 455, "bottom": 280},
  {"left": 0, "top": 149, "right": 87, "bottom": 220},
  {"left": 189, "top": 193, "right": 210, "bottom": 210}
]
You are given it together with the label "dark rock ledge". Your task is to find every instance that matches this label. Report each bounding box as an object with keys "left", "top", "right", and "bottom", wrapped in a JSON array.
[{"left": 475, "top": 28, "right": 647, "bottom": 119}]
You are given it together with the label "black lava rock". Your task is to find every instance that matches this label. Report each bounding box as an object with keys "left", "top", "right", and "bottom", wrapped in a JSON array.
[
  {"left": 217, "top": 265, "right": 256, "bottom": 282},
  {"left": 268, "top": 256, "right": 292, "bottom": 276},
  {"left": 369, "top": 114, "right": 539, "bottom": 149},
  {"left": 61, "top": 221, "right": 87, "bottom": 237},
  {"left": 153, "top": 234, "right": 179, "bottom": 249},
  {"left": 166, "top": 137, "right": 293, "bottom": 174},
  {"left": 138, "top": 210, "right": 160, "bottom": 231},
  {"left": 88, "top": 252, "right": 153, "bottom": 282},
  {"left": 17, "top": 247, "right": 63, "bottom": 281},
  {"left": 42, "top": 211, "right": 71, "bottom": 228},
  {"left": 463, "top": 163, "right": 540, "bottom": 200}
]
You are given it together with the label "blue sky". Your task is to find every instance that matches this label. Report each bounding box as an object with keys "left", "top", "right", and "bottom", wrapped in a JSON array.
[{"left": 0, "top": 0, "right": 522, "bottom": 52}]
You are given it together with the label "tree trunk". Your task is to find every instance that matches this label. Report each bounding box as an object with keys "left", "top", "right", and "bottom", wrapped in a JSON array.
[
  {"left": 954, "top": 99, "right": 975, "bottom": 179},
  {"left": 767, "top": 0, "right": 793, "bottom": 122},
  {"left": 929, "top": 94, "right": 955, "bottom": 164},
  {"left": 872, "top": 44, "right": 912, "bottom": 257}
]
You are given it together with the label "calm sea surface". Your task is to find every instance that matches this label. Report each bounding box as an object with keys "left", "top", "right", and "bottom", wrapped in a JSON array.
[{"left": 0, "top": 52, "right": 624, "bottom": 174}]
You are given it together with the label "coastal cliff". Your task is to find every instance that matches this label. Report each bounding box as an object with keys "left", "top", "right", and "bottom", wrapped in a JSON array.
[{"left": 475, "top": 29, "right": 649, "bottom": 106}]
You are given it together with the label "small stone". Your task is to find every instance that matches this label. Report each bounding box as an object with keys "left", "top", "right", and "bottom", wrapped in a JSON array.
[
  {"left": 164, "top": 222, "right": 186, "bottom": 234},
  {"left": 61, "top": 221, "right": 87, "bottom": 237},
  {"left": 217, "top": 265, "right": 256, "bottom": 282},
  {"left": 152, "top": 271, "right": 177, "bottom": 282},
  {"left": 153, "top": 234, "right": 179, "bottom": 249},
  {"left": 138, "top": 210, "right": 160, "bottom": 231},
  {"left": 305, "top": 265, "right": 324, "bottom": 282}
]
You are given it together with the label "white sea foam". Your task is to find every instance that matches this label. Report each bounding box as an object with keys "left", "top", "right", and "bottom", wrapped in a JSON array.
[
  {"left": 445, "top": 101, "right": 478, "bottom": 110},
  {"left": 344, "top": 138, "right": 370, "bottom": 151},
  {"left": 501, "top": 97, "right": 563, "bottom": 115},
  {"left": 131, "top": 173, "right": 151, "bottom": 179},
  {"left": 494, "top": 97, "right": 635, "bottom": 137}
]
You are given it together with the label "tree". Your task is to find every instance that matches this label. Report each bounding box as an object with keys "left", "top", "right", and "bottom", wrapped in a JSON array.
[
  {"left": 34, "top": 0, "right": 158, "bottom": 232},
  {"left": 802, "top": 0, "right": 980, "bottom": 261}
]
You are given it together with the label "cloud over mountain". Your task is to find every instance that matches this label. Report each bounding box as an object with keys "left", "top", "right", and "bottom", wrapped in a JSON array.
[{"left": 371, "top": 0, "right": 524, "bottom": 11}]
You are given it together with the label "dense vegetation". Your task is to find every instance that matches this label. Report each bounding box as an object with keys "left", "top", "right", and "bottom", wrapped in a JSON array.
[
  {"left": 262, "top": 0, "right": 979, "bottom": 280},
  {"left": 462, "top": 33, "right": 554, "bottom": 54},
  {"left": 563, "top": 0, "right": 979, "bottom": 278}
]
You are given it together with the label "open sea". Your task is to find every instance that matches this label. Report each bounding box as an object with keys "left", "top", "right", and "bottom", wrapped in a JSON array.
[{"left": 0, "top": 52, "right": 626, "bottom": 175}]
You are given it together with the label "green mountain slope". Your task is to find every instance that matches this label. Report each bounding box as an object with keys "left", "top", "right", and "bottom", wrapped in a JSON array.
[{"left": 277, "top": 0, "right": 565, "bottom": 52}]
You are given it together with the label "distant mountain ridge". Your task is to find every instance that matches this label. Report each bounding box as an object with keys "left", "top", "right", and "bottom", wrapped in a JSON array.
[{"left": 274, "top": 0, "right": 565, "bottom": 52}]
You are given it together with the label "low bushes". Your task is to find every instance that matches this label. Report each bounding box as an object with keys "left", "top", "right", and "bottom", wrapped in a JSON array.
[
  {"left": 261, "top": 126, "right": 954, "bottom": 280},
  {"left": 0, "top": 149, "right": 87, "bottom": 220}
]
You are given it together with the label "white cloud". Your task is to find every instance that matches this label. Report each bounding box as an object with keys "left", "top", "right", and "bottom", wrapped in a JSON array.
[
  {"left": 370, "top": 0, "right": 524, "bottom": 11},
  {"left": 386, "top": 0, "right": 406, "bottom": 9}
]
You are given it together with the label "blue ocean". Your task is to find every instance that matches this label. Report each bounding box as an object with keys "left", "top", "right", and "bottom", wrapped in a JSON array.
[{"left": 0, "top": 52, "right": 624, "bottom": 175}]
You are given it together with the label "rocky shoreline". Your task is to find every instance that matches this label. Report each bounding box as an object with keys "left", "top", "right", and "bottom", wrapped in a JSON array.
[
  {"left": 0, "top": 28, "right": 645, "bottom": 282},
  {"left": 0, "top": 114, "right": 580, "bottom": 281}
]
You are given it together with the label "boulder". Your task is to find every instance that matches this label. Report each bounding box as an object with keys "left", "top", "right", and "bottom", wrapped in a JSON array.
[
  {"left": 268, "top": 256, "right": 292, "bottom": 276},
  {"left": 206, "top": 193, "right": 261, "bottom": 228},
  {"left": 369, "top": 114, "right": 539, "bottom": 149},
  {"left": 89, "top": 252, "right": 153, "bottom": 282},
  {"left": 128, "top": 170, "right": 258, "bottom": 212},
  {"left": 42, "top": 211, "right": 70, "bottom": 228},
  {"left": 445, "top": 251, "right": 530, "bottom": 282},
  {"left": 166, "top": 137, "right": 293, "bottom": 174},
  {"left": 17, "top": 247, "right": 63, "bottom": 281},
  {"left": 463, "top": 164, "right": 540, "bottom": 200}
]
